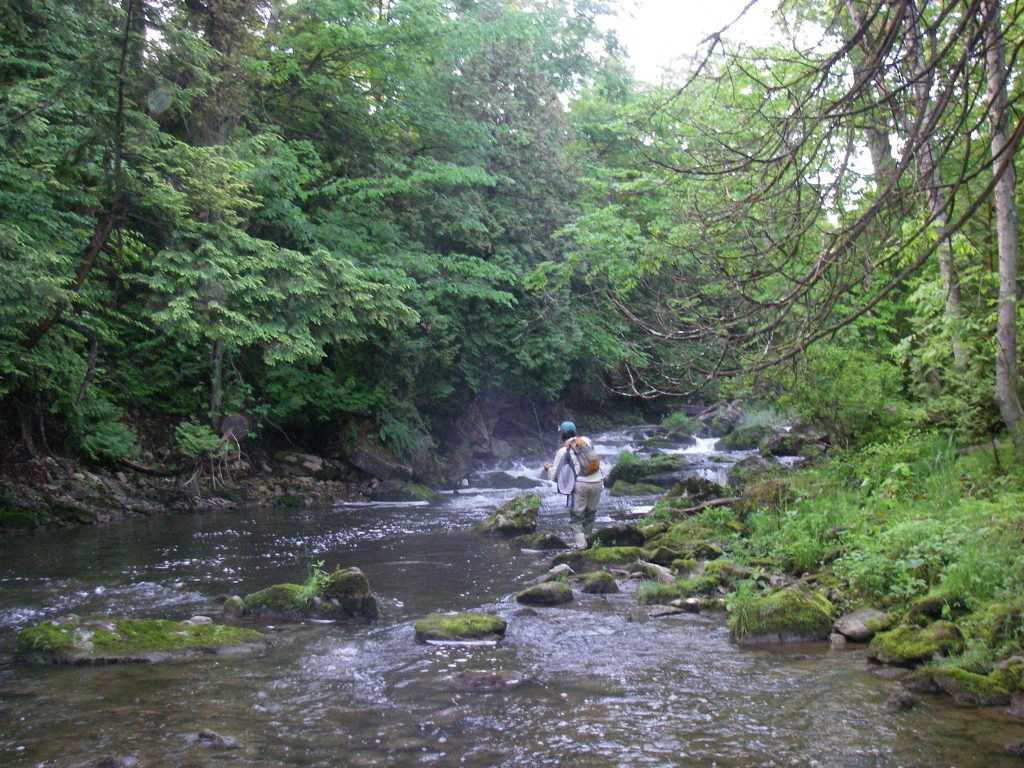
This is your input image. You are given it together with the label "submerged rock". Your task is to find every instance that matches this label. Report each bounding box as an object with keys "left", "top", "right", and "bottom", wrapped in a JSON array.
[
  {"left": 552, "top": 546, "right": 646, "bottom": 572},
  {"left": 867, "top": 622, "right": 965, "bottom": 667},
  {"left": 516, "top": 581, "right": 573, "bottom": 606},
  {"left": 516, "top": 532, "right": 570, "bottom": 550},
  {"left": 16, "top": 616, "right": 265, "bottom": 664},
  {"left": 224, "top": 567, "right": 379, "bottom": 621},
  {"left": 196, "top": 729, "right": 242, "bottom": 750},
  {"left": 728, "top": 586, "right": 834, "bottom": 645},
  {"left": 414, "top": 612, "right": 507, "bottom": 644},
  {"left": 446, "top": 669, "right": 528, "bottom": 692},
  {"left": 474, "top": 494, "right": 541, "bottom": 535}
]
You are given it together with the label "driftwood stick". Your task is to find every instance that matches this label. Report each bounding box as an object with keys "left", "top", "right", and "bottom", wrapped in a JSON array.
[{"left": 676, "top": 497, "right": 739, "bottom": 515}]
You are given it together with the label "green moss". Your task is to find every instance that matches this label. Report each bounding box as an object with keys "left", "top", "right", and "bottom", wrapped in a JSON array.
[
  {"left": 703, "top": 558, "right": 750, "bottom": 586},
  {"left": 243, "top": 583, "right": 306, "bottom": 613},
  {"left": 605, "top": 452, "right": 685, "bottom": 486},
  {"left": 728, "top": 586, "right": 834, "bottom": 644},
  {"left": 670, "top": 558, "right": 699, "bottom": 574},
  {"left": 17, "top": 617, "right": 264, "bottom": 663},
  {"left": 578, "top": 570, "right": 618, "bottom": 594},
  {"left": 516, "top": 581, "right": 573, "bottom": 606},
  {"left": 414, "top": 612, "right": 507, "bottom": 643},
  {"left": 930, "top": 664, "right": 1015, "bottom": 706},
  {"left": 717, "top": 424, "right": 777, "bottom": 451},
  {"left": 474, "top": 493, "right": 541, "bottom": 535},
  {"left": 609, "top": 480, "right": 663, "bottom": 497},
  {"left": 552, "top": 546, "right": 645, "bottom": 571},
  {"left": 639, "top": 575, "right": 721, "bottom": 605},
  {"left": 239, "top": 567, "right": 379, "bottom": 620},
  {"left": 868, "top": 622, "right": 965, "bottom": 666}
]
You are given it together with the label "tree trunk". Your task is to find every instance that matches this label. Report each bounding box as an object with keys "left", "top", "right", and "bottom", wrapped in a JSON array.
[
  {"left": 210, "top": 340, "right": 225, "bottom": 430},
  {"left": 903, "top": 2, "right": 967, "bottom": 369},
  {"left": 982, "top": 0, "right": 1024, "bottom": 447}
]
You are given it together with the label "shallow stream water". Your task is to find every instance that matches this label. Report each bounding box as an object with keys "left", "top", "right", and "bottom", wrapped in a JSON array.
[{"left": 1, "top": 429, "right": 1022, "bottom": 767}]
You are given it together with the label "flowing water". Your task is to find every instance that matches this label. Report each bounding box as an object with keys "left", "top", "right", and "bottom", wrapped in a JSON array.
[{"left": 0, "top": 429, "right": 1022, "bottom": 767}]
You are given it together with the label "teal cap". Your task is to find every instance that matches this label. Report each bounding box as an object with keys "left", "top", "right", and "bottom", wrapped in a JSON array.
[{"left": 558, "top": 421, "right": 576, "bottom": 435}]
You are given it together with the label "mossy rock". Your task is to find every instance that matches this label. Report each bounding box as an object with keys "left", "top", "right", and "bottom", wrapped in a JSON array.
[
  {"left": 639, "top": 575, "right": 722, "bottom": 605},
  {"left": 414, "top": 612, "right": 507, "bottom": 644},
  {"left": 908, "top": 590, "right": 970, "bottom": 623},
  {"left": 516, "top": 532, "right": 570, "bottom": 550},
  {"left": 604, "top": 451, "right": 687, "bottom": 487},
  {"left": 630, "top": 560, "right": 675, "bottom": 583},
  {"left": 609, "top": 480, "right": 664, "bottom": 497},
  {"left": 703, "top": 558, "right": 750, "bottom": 586},
  {"left": 728, "top": 455, "right": 784, "bottom": 490},
  {"left": 717, "top": 424, "right": 779, "bottom": 451},
  {"left": 229, "top": 567, "right": 379, "bottom": 621},
  {"left": 733, "top": 478, "right": 795, "bottom": 519},
  {"left": 685, "top": 541, "right": 727, "bottom": 561},
  {"left": 588, "top": 524, "right": 647, "bottom": 548},
  {"left": 924, "top": 664, "right": 1017, "bottom": 707},
  {"left": 867, "top": 622, "right": 965, "bottom": 667},
  {"left": 968, "top": 598, "right": 1024, "bottom": 657},
  {"left": 369, "top": 480, "right": 440, "bottom": 502},
  {"left": 729, "top": 586, "right": 834, "bottom": 644},
  {"left": 834, "top": 608, "right": 893, "bottom": 643},
  {"left": 551, "top": 546, "right": 646, "bottom": 572},
  {"left": 647, "top": 546, "right": 685, "bottom": 567},
  {"left": 17, "top": 616, "right": 266, "bottom": 664},
  {"left": 516, "top": 581, "right": 573, "bottom": 606},
  {"left": 666, "top": 476, "right": 726, "bottom": 501},
  {"left": 670, "top": 558, "right": 700, "bottom": 575},
  {"left": 578, "top": 570, "right": 619, "bottom": 595},
  {"left": 474, "top": 494, "right": 541, "bottom": 535}
]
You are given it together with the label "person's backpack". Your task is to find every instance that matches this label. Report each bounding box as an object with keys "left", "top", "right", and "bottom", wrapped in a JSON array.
[{"left": 565, "top": 437, "right": 600, "bottom": 477}]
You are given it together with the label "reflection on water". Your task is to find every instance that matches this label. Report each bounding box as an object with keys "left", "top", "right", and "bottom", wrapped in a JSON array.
[{"left": 0, "top": 429, "right": 1022, "bottom": 767}]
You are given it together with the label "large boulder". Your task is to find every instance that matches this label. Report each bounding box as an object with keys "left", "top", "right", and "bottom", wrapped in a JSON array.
[
  {"left": 224, "top": 567, "right": 379, "bottom": 621},
  {"left": 716, "top": 424, "right": 780, "bottom": 451},
  {"left": 16, "top": 615, "right": 265, "bottom": 664},
  {"left": 867, "top": 622, "right": 965, "bottom": 667},
  {"left": 834, "top": 608, "right": 892, "bottom": 643},
  {"left": 414, "top": 612, "right": 507, "bottom": 644},
  {"left": 666, "top": 476, "right": 726, "bottom": 501},
  {"left": 349, "top": 432, "right": 414, "bottom": 481},
  {"left": 368, "top": 480, "right": 440, "bottom": 503},
  {"left": 474, "top": 494, "right": 541, "bottom": 535},
  {"left": 604, "top": 452, "right": 688, "bottom": 487},
  {"left": 728, "top": 586, "right": 835, "bottom": 644},
  {"left": 516, "top": 582, "right": 573, "bottom": 606}
]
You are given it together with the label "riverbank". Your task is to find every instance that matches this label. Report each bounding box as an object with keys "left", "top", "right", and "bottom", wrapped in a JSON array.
[
  {"left": 0, "top": 453, "right": 368, "bottom": 535},
  {"left": 643, "top": 428, "right": 1024, "bottom": 713}
]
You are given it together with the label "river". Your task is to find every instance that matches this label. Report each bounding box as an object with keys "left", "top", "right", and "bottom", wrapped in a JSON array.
[{"left": 0, "top": 428, "right": 1021, "bottom": 767}]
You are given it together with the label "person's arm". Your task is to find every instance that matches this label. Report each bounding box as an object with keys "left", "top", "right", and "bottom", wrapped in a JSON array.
[{"left": 543, "top": 446, "right": 567, "bottom": 480}]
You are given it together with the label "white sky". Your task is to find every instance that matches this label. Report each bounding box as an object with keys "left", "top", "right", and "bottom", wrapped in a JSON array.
[{"left": 600, "top": 0, "right": 779, "bottom": 82}]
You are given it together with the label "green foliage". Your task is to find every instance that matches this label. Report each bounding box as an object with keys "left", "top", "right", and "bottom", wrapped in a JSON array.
[
  {"left": 173, "top": 421, "right": 227, "bottom": 460},
  {"left": 296, "top": 560, "right": 331, "bottom": 605},
  {"left": 777, "top": 344, "right": 907, "bottom": 447}
]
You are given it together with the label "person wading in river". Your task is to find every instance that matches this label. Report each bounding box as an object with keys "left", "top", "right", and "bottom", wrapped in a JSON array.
[{"left": 543, "top": 421, "right": 604, "bottom": 548}]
